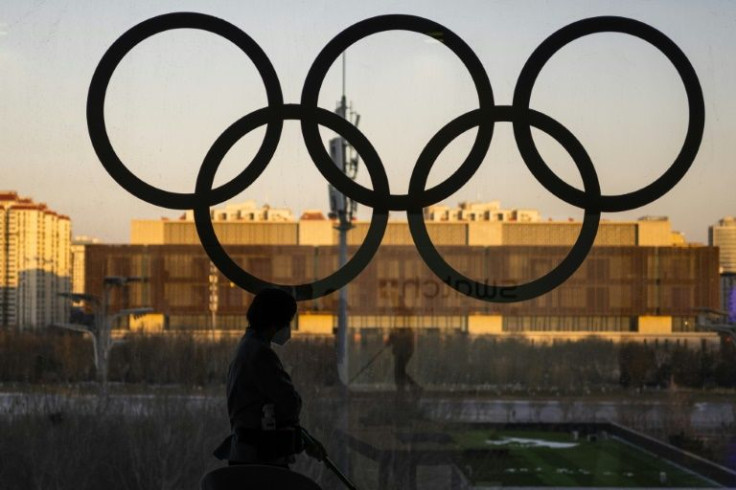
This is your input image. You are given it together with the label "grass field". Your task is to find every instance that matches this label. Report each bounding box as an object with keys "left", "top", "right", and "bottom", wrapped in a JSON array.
[{"left": 451, "top": 429, "right": 715, "bottom": 487}]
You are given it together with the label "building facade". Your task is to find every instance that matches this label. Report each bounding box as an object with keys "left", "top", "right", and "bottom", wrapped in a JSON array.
[
  {"left": 77, "top": 202, "right": 716, "bottom": 340},
  {"left": 709, "top": 216, "right": 736, "bottom": 273},
  {"left": 0, "top": 192, "right": 72, "bottom": 329},
  {"left": 131, "top": 204, "right": 682, "bottom": 249},
  {"left": 83, "top": 242, "right": 719, "bottom": 340},
  {"left": 424, "top": 201, "right": 541, "bottom": 223},
  {"left": 709, "top": 217, "right": 736, "bottom": 315},
  {"left": 71, "top": 235, "right": 100, "bottom": 298}
]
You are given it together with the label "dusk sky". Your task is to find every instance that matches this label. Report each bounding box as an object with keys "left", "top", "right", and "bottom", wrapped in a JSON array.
[{"left": 1, "top": 0, "right": 734, "bottom": 243}]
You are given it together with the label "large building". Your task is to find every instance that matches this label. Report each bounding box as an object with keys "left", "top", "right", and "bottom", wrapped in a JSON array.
[
  {"left": 424, "top": 201, "right": 541, "bottom": 223},
  {"left": 710, "top": 217, "right": 736, "bottom": 318},
  {"left": 709, "top": 216, "right": 736, "bottom": 273},
  {"left": 0, "top": 192, "right": 71, "bottom": 329},
  {"left": 131, "top": 201, "right": 683, "bottom": 248},
  {"left": 71, "top": 235, "right": 100, "bottom": 297},
  {"left": 81, "top": 203, "right": 719, "bottom": 341}
]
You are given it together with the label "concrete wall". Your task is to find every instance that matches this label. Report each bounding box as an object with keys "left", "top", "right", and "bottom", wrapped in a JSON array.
[
  {"left": 131, "top": 220, "right": 165, "bottom": 244},
  {"left": 343, "top": 222, "right": 468, "bottom": 246},
  {"left": 502, "top": 222, "right": 639, "bottom": 247},
  {"left": 637, "top": 220, "right": 673, "bottom": 246},
  {"left": 468, "top": 222, "right": 502, "bottom": 246},
  {"left": 130, "top": 219, "right": 678, "bottom": 248},
  {"left": 299, "top": 220, "right": 334, "bottom": 246}
]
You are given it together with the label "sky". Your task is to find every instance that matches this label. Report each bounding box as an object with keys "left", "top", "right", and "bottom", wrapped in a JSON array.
[{"left": 1, "top": 0, "right": 734, "bottom": 243}]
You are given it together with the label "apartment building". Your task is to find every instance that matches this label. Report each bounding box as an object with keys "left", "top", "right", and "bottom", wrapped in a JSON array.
[{"left": 0, "top": 192, "right": 71, "bottom": 329}]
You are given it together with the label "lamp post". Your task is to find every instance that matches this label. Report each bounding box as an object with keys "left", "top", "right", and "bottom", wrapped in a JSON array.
[
  {"left": 329, "top": 53, "right": 360, "bottom": 387},
  {"left": 55, "top": 276, "right": 151, "bottom": 396},
  {"left": 327, "top": 52, "right": 361, "bottom": 488}
]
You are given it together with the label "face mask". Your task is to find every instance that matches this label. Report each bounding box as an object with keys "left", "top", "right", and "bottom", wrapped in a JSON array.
[{"left": 271, "top": 326, "right": 291, "bottom": 346}]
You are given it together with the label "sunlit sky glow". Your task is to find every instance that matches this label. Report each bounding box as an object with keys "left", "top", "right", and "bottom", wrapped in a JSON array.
[{"left": 1, "top": 0, "right": 734, "bottom": 243}]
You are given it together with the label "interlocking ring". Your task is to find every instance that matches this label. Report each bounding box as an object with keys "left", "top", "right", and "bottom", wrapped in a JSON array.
[
  {"left": 300, "top": 14, "right": 495, "bottom": 210},
  {"left": 87, "top": 12, "right": 704, "bottom": 302},
  {"left": 87, "top": 12, "right": 284, "bottom": 209},
  {"left": 194, "top": 104, "right": 389, "bottom": 301},
  {"left": 407, "top": 106, "right": 601, "bottom": 302},
  {"left": 513, "top": 16, "right": 705, "bottom": 212}
]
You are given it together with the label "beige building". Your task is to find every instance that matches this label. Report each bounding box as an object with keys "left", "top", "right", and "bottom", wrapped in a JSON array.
[
  {"left": 71, "top": 235, "right": 100, "bottom": 297},
  {"left": 181, "top": 200, "right": 294, "bottom": 223},
  {"left": 709, "top": 216, "right": 736, "bottom": 273},
  {"left": 116, "top": 201, "right": 719, "bottom": 342},
  {"left": 0, "top": 192, "right": 71, "bottom": 329},
  {"left": 131, "top": 201, "right": 683, "bottom": 249},
  {"left": 86, "top": 243, "right": 719, "bottom": 343},
  {"left": 425, "top": 201, "right": 541, "bottom": 223}
]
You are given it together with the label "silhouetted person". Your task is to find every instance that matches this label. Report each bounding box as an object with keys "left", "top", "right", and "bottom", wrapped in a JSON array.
[
  {"left": 214, "top": 288, "right": 307, "bottom": 467},
  {"left": 385, "top": 327, "right": 421, "bottom": 395}
]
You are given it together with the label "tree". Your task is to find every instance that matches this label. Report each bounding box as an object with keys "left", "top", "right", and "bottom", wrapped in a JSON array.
[{"left": 618, "top": 342, "right": 656, "bottom": 389}]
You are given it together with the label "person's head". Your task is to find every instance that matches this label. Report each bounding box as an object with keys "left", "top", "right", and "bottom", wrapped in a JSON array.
[{"left": 247, "top": 288, "right": 297, "bottom": 343}]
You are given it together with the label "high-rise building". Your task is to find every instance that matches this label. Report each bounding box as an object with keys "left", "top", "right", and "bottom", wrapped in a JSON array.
[
  {"left": 709, "top": 216, "right": 736, "bottom": 273},
  {"left": 721, "top": 273, "right": 736, "bottom": 322},
  {"left": 0, "top": 191, "right": 71, "bottom": 329}
]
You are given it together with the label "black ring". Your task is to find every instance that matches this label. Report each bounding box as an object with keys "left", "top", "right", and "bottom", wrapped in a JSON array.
[
  {"left": 87, "top": 12, "right": 284, "bottom": 209},
  {"left": 513, "top": 16, "right": 705, "bottom": 212},
  {"left": 193, "top": 104, "right": 389, "bottom": 300},
  {"left": 87, "top": 13, "right": 704, "bottom": 303},
  {"left": 300, "top": 14, "right": 495, "bottom": 211},
  {"left": 408, "top": 106, "right": 601, "bottom": 302}
]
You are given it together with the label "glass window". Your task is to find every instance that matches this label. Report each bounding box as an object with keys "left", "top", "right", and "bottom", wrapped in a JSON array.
[{"left": 2, "top": 3, "right": 735, "bottom": 489}]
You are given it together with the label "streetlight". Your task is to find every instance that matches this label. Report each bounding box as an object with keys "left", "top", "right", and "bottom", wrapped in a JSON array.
[
  {"left": 329, "top": 54, "right": 360, "bottom": 387},
  {"left": 55, "top": 276, "right": 151, "bottom": 395}
]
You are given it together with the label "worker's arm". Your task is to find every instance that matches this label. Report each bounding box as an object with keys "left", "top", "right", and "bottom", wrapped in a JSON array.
[
  {"left": 301, "top": 427, "right": 327, "bottom": 461},
  {"left": 252, "top": 347, "right": 302, "bottom": 427}
]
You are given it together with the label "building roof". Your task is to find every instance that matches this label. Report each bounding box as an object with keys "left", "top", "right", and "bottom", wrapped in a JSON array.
[
  {"left": 10, "top": 204, "right": 44, "bottom": 211},
  {"left": 300, "top": 210, "right": 327, "bottom": 220},
  {"left": 0, "top": 191, "right": 19, "bottom": 201}
]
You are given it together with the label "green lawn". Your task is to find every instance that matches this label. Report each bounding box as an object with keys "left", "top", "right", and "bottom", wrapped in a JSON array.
[{"left": 450, "top": 429, "right": 715, "bottom": 487}]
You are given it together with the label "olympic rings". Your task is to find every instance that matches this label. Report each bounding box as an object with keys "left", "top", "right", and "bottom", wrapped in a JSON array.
[
  {"left": 300, "top": 15, "right": 495, "bottom": 210},
  {"left": 193, "top": 104, "right": 389, "bottom": 301},
  {"left": 407, "top": 106, "right": 600, "bottom": 302},
  {"left": 513, "top": 16, "right": 705, "bottom": 212},
  {"left": 87, "top": 12, "right": 704, "bottom": 302},
  {"left": 87, "top": 12, "right": 284, "bottom": 209}
]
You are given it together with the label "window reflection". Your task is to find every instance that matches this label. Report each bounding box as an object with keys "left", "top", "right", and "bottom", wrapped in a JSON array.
[{"left": 2, "top": 2, "right": 735, "bottom": 489}]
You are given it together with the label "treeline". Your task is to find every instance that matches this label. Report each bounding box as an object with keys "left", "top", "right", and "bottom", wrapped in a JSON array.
[
  {"left": 0, "top": 329, "right": 336, "bottom": 387},
  {"left": 619, "top": 341, "right": 736, "bottom": 389},
  {"left": 1, "top": 329, "right": 735, "bottom": 390}
]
